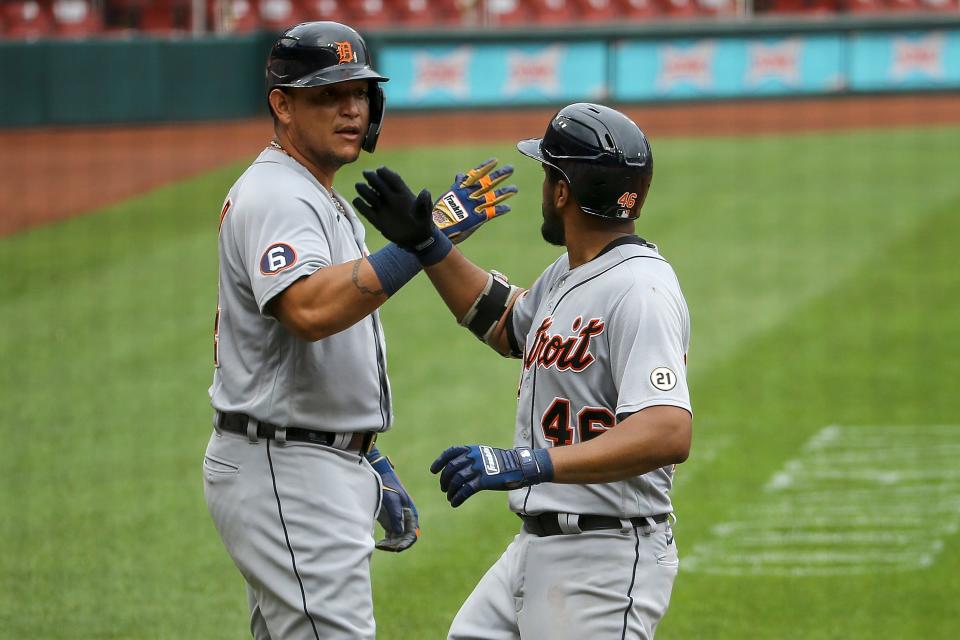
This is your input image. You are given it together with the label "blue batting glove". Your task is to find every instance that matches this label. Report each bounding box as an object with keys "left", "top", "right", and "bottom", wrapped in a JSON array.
[
  {"left": 429, "top": 445, "right": 554, "bottom": 508},
  {"left": 367, "top": 447, "right": 420, "bottom": 552},
  {"left": 432, "top": 158, "right": 518, "bottom": 244}
]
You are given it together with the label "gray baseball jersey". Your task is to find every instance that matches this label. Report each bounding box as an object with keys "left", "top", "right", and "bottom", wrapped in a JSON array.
[
  {"left": 507, "top": 236, "right": 691, "bottom": 517},
  {"left": 209, "top": 146, "right": 392, "bottom": 433}
]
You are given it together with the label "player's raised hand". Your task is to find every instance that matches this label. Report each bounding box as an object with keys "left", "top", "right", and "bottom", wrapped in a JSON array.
[
  {"left": 354, "top": 166, "right": 435, "bottom": 250},
  {"left": 355, "top": 166, "right": 455, "bottom": 266},
  {"left": 366, "top": 448, "right": 421, "bottom": 552},
  {"left": 433, "top": 159, "right": 518, "bottom": 244},
  {"left": 430, "top": 445, "right": 554, "bottom": 508}
]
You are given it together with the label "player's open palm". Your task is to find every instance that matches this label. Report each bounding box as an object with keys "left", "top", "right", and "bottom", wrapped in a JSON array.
[
  {"left": 433, "top": 159, "right": 517, "bottom": 243},
  {"left": 354, "top": 166, "right": 435, "bottom": 250},
  {"left": 355, "top": 161, "right": 517, "bottom": 249}
]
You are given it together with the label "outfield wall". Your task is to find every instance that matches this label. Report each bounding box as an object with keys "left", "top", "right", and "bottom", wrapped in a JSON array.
[
  {"left": 0, "top": 33, "right": 275, "bottom": 127},
  {"left": 378, "top": 25, "right": 960, "bottom": 107},
  {"left": 2, "top": 15, "right": 959, "bottom": 127}
]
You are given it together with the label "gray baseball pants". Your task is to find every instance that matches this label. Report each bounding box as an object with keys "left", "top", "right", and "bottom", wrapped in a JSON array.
[
  {"left": 448, "top": 519, "right": 679, "bottom": 640},
  {"left": 203, "top": 429, "right": 382, "bottom": 639}
]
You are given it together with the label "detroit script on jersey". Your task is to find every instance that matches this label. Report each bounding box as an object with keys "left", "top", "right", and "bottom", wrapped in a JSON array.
[{"left": 524, "top": 316, "right": 605, "bottom": 372}]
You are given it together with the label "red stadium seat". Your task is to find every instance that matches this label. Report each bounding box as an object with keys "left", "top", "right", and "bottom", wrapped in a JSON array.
[
  {"left": 917, "top": 0, "right": 958, "bottom": 11},
  {"left": 755, "top": 0, "right": 837, "bottom": 13},
  {"left": 102, "top": 0, "right": 138, "bottom": 31},
  {"left": 618, "top": 0, "right": 659, "bottom": 19},
  {"left": 297, "top": 0, "right": 352, "bottom": 23},
  {"left": 485, "top": 0, "right": 530, "bottom": 26},
  {"left": 529, "top": 0, "right": 579, "bottom": 24},
  {"left": 212, "top": 0, "right": 261, "bottom": 32},
  {"left": 351, "top": 0, "right": 394, "bottom": 29},
  {"left": 696, "top": 0, "right": 737, "bottom": 14},
  {"left": 2, "top": 1, "right": 54, "bottom": 38},
  {"left": 139, "top": 0, "right": 193, "bottom": 33},
  {"left": 572, "top": 0, "right": 619, "bottom": 21},
  {"left": 657, "top": 0, "right": 700, "bottom": 18},
  {"left": 51, "top": 0, "right": 103, "bottom": 36},
  {"left": 390, "top": 0, "right": 463, "bottom": 27},
  {"left": 884, "top": 0, "right": 922, "bottom": 10},
  {"left": 259, "top": 0, "right": 303, "bottom": 30},
  {"left": 840, "top": 0, "right": 885, "bottom": 12}
]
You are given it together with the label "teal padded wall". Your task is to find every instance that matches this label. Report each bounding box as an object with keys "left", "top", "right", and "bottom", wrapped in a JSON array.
[{"left": 0, "top": 33, "right": 274, "bottom": 127}]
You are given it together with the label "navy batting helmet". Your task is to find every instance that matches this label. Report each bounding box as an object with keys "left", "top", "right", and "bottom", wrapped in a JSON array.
[
  {"left": 266, "top": 22, "right": 388, "bottom": 153},
  {"left": 517, "top": 103, "right": 653, "bottom": 220}
]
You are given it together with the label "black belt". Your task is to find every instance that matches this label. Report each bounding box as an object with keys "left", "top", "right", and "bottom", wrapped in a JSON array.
[
  {"left": 216, "top": 412, "right": 377, "bottom": 455},
  {"left": 521, "top": 512, "right": 670, "bottom": 537}
]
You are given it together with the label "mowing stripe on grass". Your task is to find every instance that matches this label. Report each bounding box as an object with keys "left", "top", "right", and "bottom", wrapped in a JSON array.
[{"left": 683, "top": 425, "right": 960, "bottom": 577}]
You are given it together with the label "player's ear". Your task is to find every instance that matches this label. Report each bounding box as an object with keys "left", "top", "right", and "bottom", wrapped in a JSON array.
[
  {"left": 555, "top": 180, "right": 570, "bottom": 208},
  {"left": 269, "top": 89, "right": 294, "bottom": 126}
]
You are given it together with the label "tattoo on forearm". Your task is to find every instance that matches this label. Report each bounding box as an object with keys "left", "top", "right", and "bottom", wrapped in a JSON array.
[{"left": 352, "top": 259, "right": 384, "bottom": 296}]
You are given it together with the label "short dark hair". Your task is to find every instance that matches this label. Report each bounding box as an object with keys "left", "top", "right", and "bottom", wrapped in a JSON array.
[{"left": 544, "top": 164, "right": 565, "bottom": 185}]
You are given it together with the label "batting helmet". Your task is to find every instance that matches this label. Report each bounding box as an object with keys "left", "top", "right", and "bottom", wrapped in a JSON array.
[
  {"left": 517, "top": 103, "right": 653, "bottom": 220},
  {"left": 266, "top": 22, "right": 389, "bottom": 153}
]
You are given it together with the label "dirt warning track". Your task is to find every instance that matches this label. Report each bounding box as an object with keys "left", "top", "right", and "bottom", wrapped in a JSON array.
[{"left": 2, "top": 92, "right": 959, "bottom": 236}]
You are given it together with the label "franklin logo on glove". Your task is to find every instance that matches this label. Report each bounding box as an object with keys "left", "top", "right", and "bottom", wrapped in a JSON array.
[
  {"left": 480, "top": 446, "right": 501, "bottom": 475},
  {"left": 435, "top": 192, "right": 470, "bottom": 225}
]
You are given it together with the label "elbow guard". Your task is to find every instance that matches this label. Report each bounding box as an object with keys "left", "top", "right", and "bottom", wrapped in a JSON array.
[{"left": 460, "top": 271, "right": 520, "bottom": 347}]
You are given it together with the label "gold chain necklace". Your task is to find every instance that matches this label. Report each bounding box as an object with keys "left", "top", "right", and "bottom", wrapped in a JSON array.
[{"left": 268, "top": 140, "right": 348, "bottom": 217}]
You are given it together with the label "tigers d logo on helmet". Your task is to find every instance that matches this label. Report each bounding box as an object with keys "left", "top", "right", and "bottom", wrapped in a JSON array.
[{"left": 335, "top": 41, "right": 356, "bottom": 64}]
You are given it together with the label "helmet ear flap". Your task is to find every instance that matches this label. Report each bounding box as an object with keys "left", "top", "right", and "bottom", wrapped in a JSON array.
[{"left": 362, "top": 82, "right": 386, "bottom": 153}]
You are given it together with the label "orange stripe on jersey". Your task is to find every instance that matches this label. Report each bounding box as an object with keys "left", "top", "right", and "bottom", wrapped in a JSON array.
[{"left": 218, "top": 198, "right": 232, "bottom": 232}]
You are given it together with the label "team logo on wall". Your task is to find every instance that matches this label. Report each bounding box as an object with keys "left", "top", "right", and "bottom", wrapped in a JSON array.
[
  {"left": 524, "top": 316, "right": 605, "bottom": 372},
  {"left": 891, "top": 33, "right": 944, "bottom": 80},
  {"left": 657, "top": 41, "right": 715, "bottom": 91},
  {"left": 745, "top": 39, "right": 802, "bottom": 85},
  {"left": 412, "top": 48, "right": 472, "bottom": 98},
  {"left": 259, "top": 243, "right": 297, "bottom": 275},
  {"left": 504, "top": 46, "right": 562, "bottom": 96}
]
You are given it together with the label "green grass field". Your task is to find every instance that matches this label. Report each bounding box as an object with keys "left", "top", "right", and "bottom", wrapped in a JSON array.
[{"left": 1, "top": 125, "right": 958, "bottom": 639}]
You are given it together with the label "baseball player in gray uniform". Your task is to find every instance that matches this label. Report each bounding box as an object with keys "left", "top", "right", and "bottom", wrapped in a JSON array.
[
  {"left": 203, "top": 22, "right": 516, "bottom": 640},
  {"left": 354, "top": 103, "right": 692, "bottom": 639}
]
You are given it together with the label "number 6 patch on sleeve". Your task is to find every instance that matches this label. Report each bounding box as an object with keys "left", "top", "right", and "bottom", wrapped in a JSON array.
[{"left": 259, "top": 243, "right": 298, "bottom": 275}]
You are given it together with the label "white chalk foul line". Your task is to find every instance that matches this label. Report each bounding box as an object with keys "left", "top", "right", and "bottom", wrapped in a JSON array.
[
  {"left": 710, "top": 518, "right": 959, "bottom": 536},
  {"left": 705, "top": 531, "right": 920, "bottom": 546},
  {"left": 683, "top": 424, "right": 960, "bottom": 576}
]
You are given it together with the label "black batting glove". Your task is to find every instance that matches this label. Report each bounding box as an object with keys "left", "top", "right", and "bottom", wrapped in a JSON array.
[{"left": 354, "top": 166, "right": 438, "bottom": 250}]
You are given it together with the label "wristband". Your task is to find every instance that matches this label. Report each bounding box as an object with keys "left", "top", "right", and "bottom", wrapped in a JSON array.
[
  {"left": 532, "top": 448, "right": 555, "bottom": 483},
  {"left": 412, "top": 226, "right": 453, "bottom": 267},
  {"left": 366, "top": 243, "right": 422, "bottom": 297}
]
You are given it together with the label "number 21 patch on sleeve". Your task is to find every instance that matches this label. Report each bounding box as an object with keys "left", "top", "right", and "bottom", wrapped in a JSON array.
[
  {"left": 650, "top": 367, "right": 677, "bottom": 391},
  {"left": 259, "top": 243, "right": 298, "bottom": 275}
]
